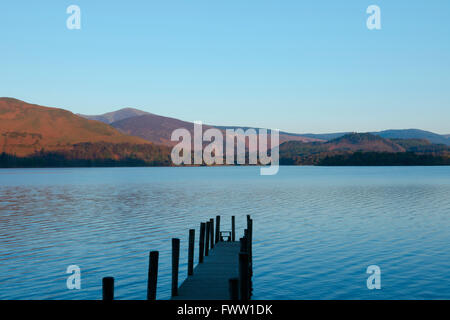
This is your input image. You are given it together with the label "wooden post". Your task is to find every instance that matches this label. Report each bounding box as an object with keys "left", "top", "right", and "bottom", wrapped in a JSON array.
[
  {"left": 102, "top": 277, "right": 114, "bottom": 301},
  {"left": 247, "top": 219, "right": 253, "bottom": 263},
  {"left": 231, "top": 216, "right": 235, "bottom": 242},
  {"left": 247, "top": 219, "right": 253, "bottom": 296},
  {"left": 188, "top": 229, "right": 195, "bottom": 276},
  {"left": 199, "top": 222, "right": 205, "bottom": 263},
  {"left": 210, "top": 218, "right": 214, "bottom": 249},
  {"left": 147, "top": 251, "right": 159, "bottom": 300},
  {"left": 229, "top": 278, "right": 239, "bottom": 300},
  {"left": 240, "top": 236, "right": 247, "bottom": 253},
  {"left": 215, "top": 215, "right": 221, "bottom": 243},
  {"left": 239, "top": 252, "right": 249, "bottom": 300},
  {"left": 205, "top": 221, "right": 210, "bottom": 257},
  {"left": 171, "top": 238, "right": 180, "bottom": 297}
]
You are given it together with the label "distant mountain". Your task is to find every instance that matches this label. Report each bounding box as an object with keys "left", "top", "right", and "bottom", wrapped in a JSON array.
[
  {"left": 280, "top": 132, "right": 450, "bottom": 165},
  {"left": 111, "top": 114, "right": 217, "bottom": 146},
  {"left": 79, "top": 108, "right": 150, "bottom": 124},
  {"left": 215, "top": 126, "right": 322, "bottom": 144},
  {"left": 2, "top": 98, "right": 448, "bottom": 167},
  {"left": 111, "top": 115, "right": 322, "bottom": 147},
  {"left": 445, "top": 134, "right": 450, "bottom": 143},
  {"left": 280, "top": 132, "right": 404, "bottom": 159},
  {"left": 325, "top": 132, "right": 405, "bottom": 152},
  {"left": 82, "top": 108, "right": 449, "bottom": 147},
  {"left": 296, "top": 132, "right": 350, "bottom": 141},
  {"left": 373, "top": 129, "right": 450, "bottom": 146},
  {"left": 280, "top": 133, "right": 413, "bottom": 165},
  {"left": 300, "top": 129, "right": 450, "bottom": 145},
  {"left": 0, "top": 98, "right": 150, "bottom": 156}
]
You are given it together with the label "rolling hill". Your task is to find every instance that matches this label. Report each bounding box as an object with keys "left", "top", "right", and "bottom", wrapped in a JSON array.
[
  {"left": 279, "top": 132, "right": 450, "bottom": 165},
  {"left": 300, "top": 129, "right": 450, "bottom": 145},
  {"left": 111, "top": 113, "right": 216, "bottom": 146},
  {"left": 0, "top": 98, "right": 152, "bottom": 156},
  {"left": 80, "top": 111, "right": 323, "bottom": 147},
  {"left": 1, "top": 98, "right": 448, "bottom": 167},
  {"left": 78, "top": 108, "right": 150, "bottom": 124},
  {"left": 278, "top": 132, "right": 449, "bottom": 165},
  {"left": 81, "top": 108, "right": 449, "bottom": 147},
  {"left": 373, "top": 129, "right": 450, "bottom": 146},
  {"left": 324, "top": 132, "right": 405, "bottom": 152}
]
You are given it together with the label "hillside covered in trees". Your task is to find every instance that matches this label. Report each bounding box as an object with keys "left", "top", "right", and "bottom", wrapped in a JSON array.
[
  {"left": 0, "top": 142, "right": 172, "bottom": 167},
  {"left": 279, "top": 133, "right": 450, "bottom": 166}
]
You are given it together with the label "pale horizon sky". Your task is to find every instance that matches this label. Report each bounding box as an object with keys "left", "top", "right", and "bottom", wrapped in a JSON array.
[{"left": 1, "top": 1, "right": 449, "bottom": 134}]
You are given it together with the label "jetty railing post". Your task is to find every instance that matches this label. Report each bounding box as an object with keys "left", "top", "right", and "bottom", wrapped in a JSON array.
[
  {"left": 229, "top": 277, "right": 239, "bottom": 300},
  {"left": 240, "top": 236, "right": 247, "bottom": 253},
  {"left": 248, "top": 218, "right": 253, "bottom": 297},
  {"left": 147, "top": 251, "right": 159, "bottom": 300},
  {"left": 215, "top": 215, "right": 221, "bottom": 243},
  {"left": 247, "top": 219, "right": 253, "bottom": 266},
  {"left": 231, "top": 216, "right": 235, "bottom": 242},
  {"left": 102, "top": 277, "right": 114, "bottom": 301},
  {"left": 199, "top": 222, "right": 205, "bottom": 263},
  {"left": 171, "top": 238, "right": 180, "bottom": 297},
  {"left": 188, "top": 229, "right": 195, "bottom": 276},
  {"left": 210, "top": 218, "right": 214, "bottom": 249},
  {"left": 239, "top": 252, "right": 249, "bottom": 300},
  {"left": 205, "top": 221, "right": 210, "bottom": 256}
]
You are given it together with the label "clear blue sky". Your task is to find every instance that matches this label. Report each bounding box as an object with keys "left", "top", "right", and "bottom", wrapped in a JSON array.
[{"left": 1, "top": 1, "right": 449, "bottom": 134}]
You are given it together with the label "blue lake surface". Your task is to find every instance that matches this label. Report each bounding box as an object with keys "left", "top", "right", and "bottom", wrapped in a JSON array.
[{"left": 0, "top": 166, "right": 449, "bottom": 299}]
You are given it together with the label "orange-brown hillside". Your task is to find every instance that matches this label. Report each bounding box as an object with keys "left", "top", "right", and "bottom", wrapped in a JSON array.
[{"left": 0, "top": 98, "right": 150, "bottom": 156}]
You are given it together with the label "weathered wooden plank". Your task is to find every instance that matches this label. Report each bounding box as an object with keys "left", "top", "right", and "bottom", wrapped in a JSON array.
[{"left": 172, "top": 241, "right": 240, "bottom": 300}]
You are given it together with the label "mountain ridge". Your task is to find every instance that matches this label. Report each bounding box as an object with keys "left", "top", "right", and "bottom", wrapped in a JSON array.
[
  {"left": 79, "top": 108, "right": 449, "bottom": 146},
  {"left": 1, "top": 98, "right": 449, "bottom": 167},
  {"left": 0, "top": 98, "right": 151, "bottom": 156},
  {"left": 78, "top": 108, "right": 151, "bottom": 124}
]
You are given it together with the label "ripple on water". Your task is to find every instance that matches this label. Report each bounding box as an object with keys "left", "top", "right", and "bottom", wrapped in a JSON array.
[{"left": 0, "top": 166, "right": 449, "bottom": 299}]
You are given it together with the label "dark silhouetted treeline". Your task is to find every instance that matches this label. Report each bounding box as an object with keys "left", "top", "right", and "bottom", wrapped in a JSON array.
[
  {"left": 2, "top": 141, "right": 450, "bottom": 168},
  {"left": 318, "top": 152, "right": 450, "bottom": 166},
  {"left": 0, "top": 142, "right": 172, "bottom": 168}
]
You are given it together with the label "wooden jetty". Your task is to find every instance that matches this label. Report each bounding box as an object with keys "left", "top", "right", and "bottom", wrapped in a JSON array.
[
  {"left": 172, "top": 241, "right": 240, "bottom": 300},
  {"left": 101, "top": 215, "right": 253, "bottom": 300}
]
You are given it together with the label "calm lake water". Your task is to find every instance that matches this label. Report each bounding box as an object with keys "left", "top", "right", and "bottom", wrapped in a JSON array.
[{"left": 0, "top": 166, "right": 449, "bottom": 300}]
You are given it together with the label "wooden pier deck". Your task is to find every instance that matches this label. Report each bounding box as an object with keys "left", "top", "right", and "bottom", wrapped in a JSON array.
[
  {"left": 172, "top": 241, "right": 240, "bottom": 300},
  {"left": 101, "top": 215, "right": 252, "bottom": 300}
]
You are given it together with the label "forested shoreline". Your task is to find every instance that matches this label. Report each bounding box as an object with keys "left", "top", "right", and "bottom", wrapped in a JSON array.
[{"left": 2, "top": 150, "right": 449, "bottom": 168}]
